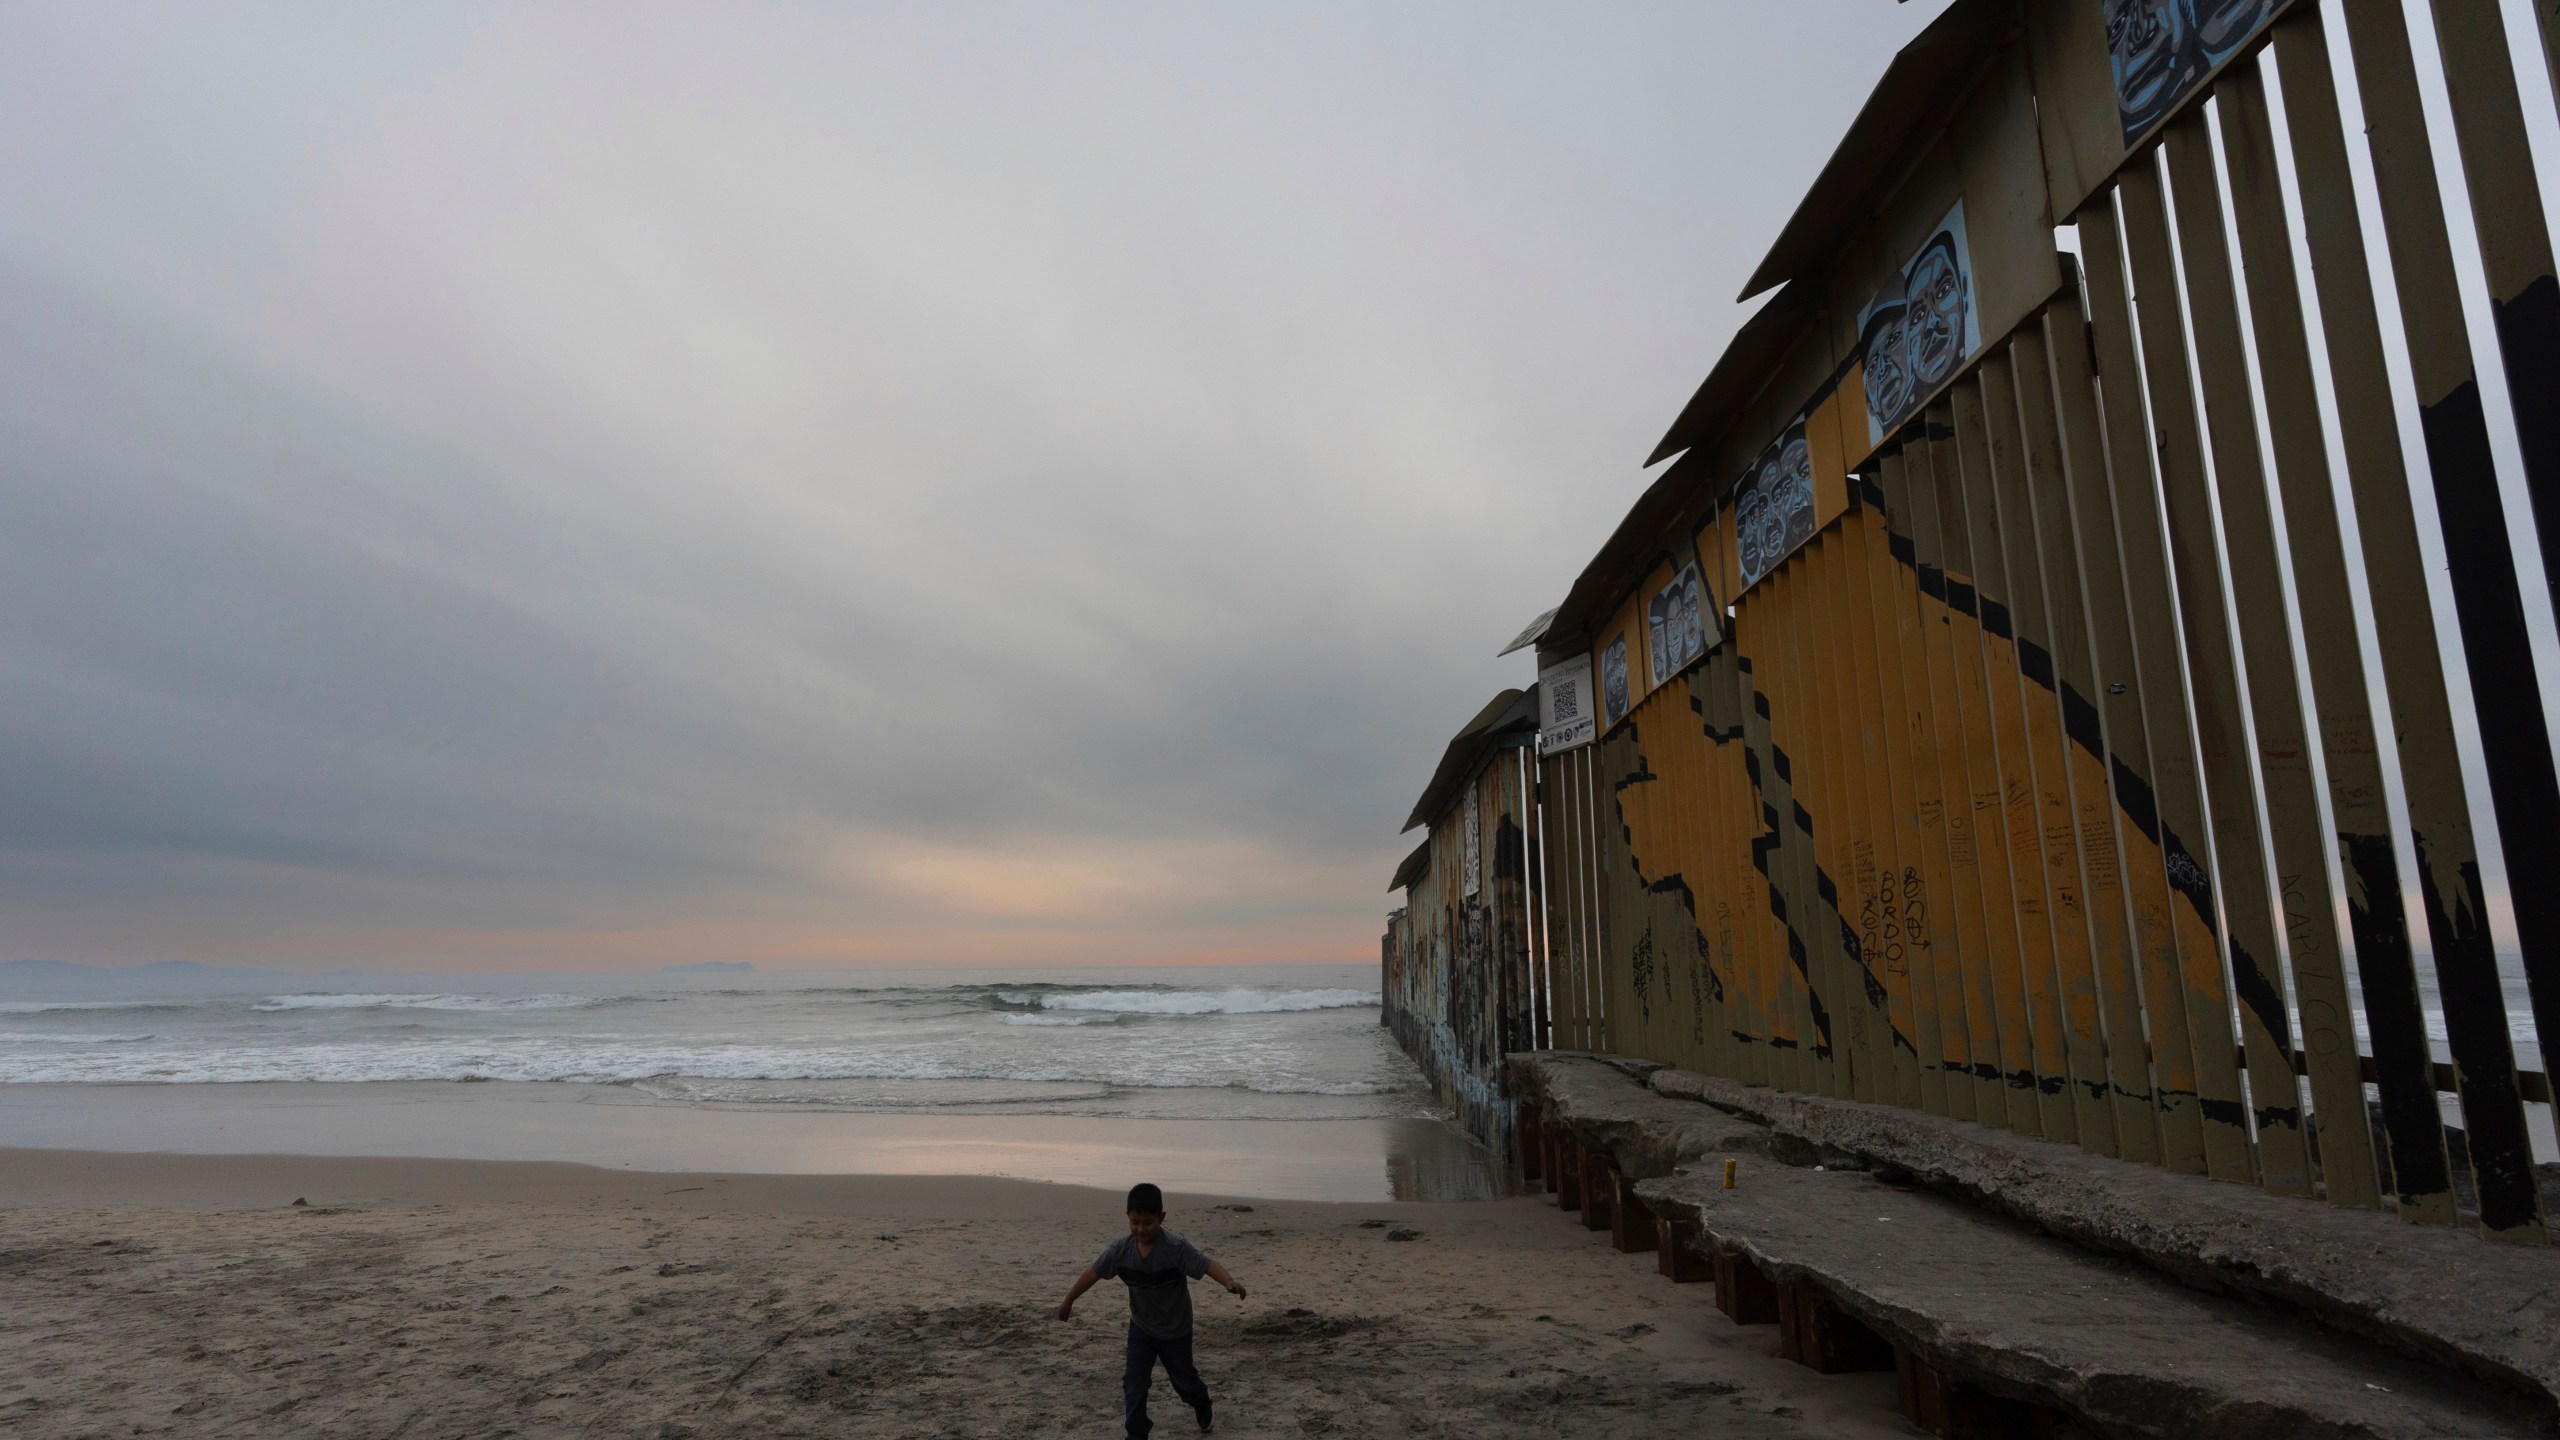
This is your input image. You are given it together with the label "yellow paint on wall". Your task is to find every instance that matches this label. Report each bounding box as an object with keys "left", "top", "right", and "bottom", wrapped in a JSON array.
[{"left": 1808, "top": 391, "right": 1850, "bottom": 534}]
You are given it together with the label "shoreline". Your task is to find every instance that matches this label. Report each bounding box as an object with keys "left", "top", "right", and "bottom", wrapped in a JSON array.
[{"left": 0, "top": 1079, "right": 1505, "bottom": 1202}]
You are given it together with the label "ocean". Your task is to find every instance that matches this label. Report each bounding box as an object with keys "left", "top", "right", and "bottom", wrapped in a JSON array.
[{"left": 0, "top": 964, "right": 1506, "bottom": 1201}]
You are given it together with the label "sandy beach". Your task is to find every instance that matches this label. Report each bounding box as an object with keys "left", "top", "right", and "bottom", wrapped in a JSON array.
[{"left": 0, "top": 1147, "right": 1917, "bottom": 1438}]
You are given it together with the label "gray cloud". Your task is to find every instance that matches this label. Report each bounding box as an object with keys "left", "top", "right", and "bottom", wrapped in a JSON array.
[{"left": 0, "top": 1, "right": 1952, "bottom": 968}]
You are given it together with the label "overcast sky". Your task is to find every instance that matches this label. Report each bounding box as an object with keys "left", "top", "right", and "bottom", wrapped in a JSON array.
[{"left": 0, "top": 2, "right": 1955, "bottom": 972}]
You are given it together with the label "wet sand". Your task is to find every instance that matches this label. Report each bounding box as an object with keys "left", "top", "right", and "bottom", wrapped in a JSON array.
[
  {"left": 0, "top": 1082, "right": 1503, "bottom": 1202},
  {"left": 0, "top": 1147, "right": 1914, "bottom": 1438}
]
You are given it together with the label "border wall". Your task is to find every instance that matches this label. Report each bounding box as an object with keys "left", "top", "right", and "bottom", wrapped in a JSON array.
[
  {"left": 1380, "top": 690, "right": 1543, "bottom": 1155},
  {"left": 1392, "top": 0, "right": 2560, "bottom": 1243}
]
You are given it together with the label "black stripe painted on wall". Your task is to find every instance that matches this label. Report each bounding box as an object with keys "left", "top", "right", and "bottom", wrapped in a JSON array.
[
  {"left": 2061, "top": 684, "right": 2104, "bottom": 756},
  {"left": 2018, "top": 640, "right": 2056, "bottom": 689}
]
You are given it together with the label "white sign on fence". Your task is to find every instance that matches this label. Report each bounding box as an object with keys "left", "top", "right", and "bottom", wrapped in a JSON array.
[{"left": 1538, "top": 653, "right": 1597, "bottom": 752}]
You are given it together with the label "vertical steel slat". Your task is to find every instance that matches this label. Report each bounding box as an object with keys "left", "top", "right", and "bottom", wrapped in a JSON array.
[
  {"left": 1682, "top": 651, "right": 1734, "bottom": 1079},
  {"left": 1752, "top": 622, "right": 1817, "bottom": 1093},
  {"left": 2011, "top": 317, "right": 2166, "bottom": 1162},
  {"left": 1532, "top": 745, "right": 1549, "bottom": 1051},
  {"left": 2122, "top": 145, "right": 2317, "bottom": 1196},
  {"left": 1660, "top": 693, "right": 1702, "bottom": 1070},
  {"left": 1769, "top": 560, "right": 1848, "bottom": 1096},
  {"left": 2427, "top": 0, "right": 2560, "bottom": 1125},
  {"left": 1783, "top": 545, "right": 1860, "bottom": 1094},
  {"left": 2534, "top": 0, "right": 2560, "bottom": 117},
  {"left": 1598, "top": 730, "right": 1636, "bottom": 1061},
  {"left": 1828, "top": 519, "right": 1919, "bottom": 1106},
  {"left": 2075, "top": 192, "right": 2259, "bottom": 1182},
  {"left": 1720, "top": 602, "right": 1781, "bottom": 1076},
  {"left": 1720, "top": 645, "right": 1781, "bottom": 1081},
  {"left": 1982, "top": 346, "right": 2122, "bottom": 1154},
  {"left": 1544, "top": 750, "right": 1577, "bottom": 1053},
  {"left": 1933, "top": 393, "right": 2054, "bottom": 1137},
  {"left": 1658, "top": 672, "right": 1705, "bottom": 1073},
  {"left": 1871, "top": 448, "right": 1966, "bottom": 1118},
  {"left": 1836, "top": 496, "right": 1928, "bottom": 1108},
  {"left": 2218, "top": 53, "right": 2406, "bottom": 1207},
  {"left": 2263, "top": 6, "right": 2459, "bottom": 1221},
  {"left": 2430, "top": 0, "right": 2560, "bottom": 679},
  {"left": 1802, "top": 535, "right": 1891, "bottom": 1101},
  {"left": 1730, "top": 611, "right": 1797, "bottom": 1088},
  {"left": 1699, "top": 640, "right": 1749, "bottom": 1081},
  {"left": 2338, "top": 0, "right": 2549, "bottom": 1239},
  {"left": 1950, "top": 374, "right": 2086, "bottom": 1141},
  {"left": 1556, "top": 737, "right": 1576, "bottom": 1040},
  {"left": 1908, "top": 419, "right": 2026, "bottom": 1126},
  {"left": 2161, "top": 110, "right": 2340, "bottom": 1195},
  {"left": 1585, "top": 741, "right": 1607, "bottom": 1053}
]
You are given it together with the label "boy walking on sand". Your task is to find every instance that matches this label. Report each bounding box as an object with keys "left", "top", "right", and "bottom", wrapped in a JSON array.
[{"left": 1056, "top": 1183, "right": 1246, "bottom": 1437}]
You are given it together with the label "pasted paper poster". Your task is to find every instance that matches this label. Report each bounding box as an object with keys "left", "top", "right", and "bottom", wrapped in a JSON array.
[
  {"left": 1734, "top": 420, "right": 1817, "bottom": 590},
  {"left": 1646, "top": 564, "right": 1710, "bottom": 687},
  {"left": 1859, "top": 200, "right": 1982, "bottom": 448},
  {"left": 2104, "top": 0, "right": 2278, "bottom": 145},
  {"left": 1538, "top": 652, "right": 1597, "bottom": 752}
]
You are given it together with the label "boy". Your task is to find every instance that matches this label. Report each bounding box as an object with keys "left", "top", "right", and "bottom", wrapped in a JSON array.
[{"left": 1056, "top": 1182, "right": 1247, "bottom": 1437}]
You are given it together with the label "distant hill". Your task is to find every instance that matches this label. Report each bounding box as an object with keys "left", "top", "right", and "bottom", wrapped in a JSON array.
[{"left": 662, "top": 961, "right": 754, "bottom": 973}]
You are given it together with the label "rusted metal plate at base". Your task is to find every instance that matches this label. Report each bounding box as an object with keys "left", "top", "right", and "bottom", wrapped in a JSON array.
[
  {"left": 1712, "top": 1249, "right": 1779, "bottom": 1325},
  {"left": 1580, "top": 1146, "right": 1615, "bottom": 1232},
  {"left": 1655, "top": 1218, "right": 1708, "bottom": 1282},
  {"left": 1898, "top": 1346, "right": 2064, "bottom": 1439},
  {"left": 1776, "top": 1282, "right": 1895, "bottom": 1374},
  {"left": 1610, "top": 1170, "right": 1655, "bottom": 1253}
]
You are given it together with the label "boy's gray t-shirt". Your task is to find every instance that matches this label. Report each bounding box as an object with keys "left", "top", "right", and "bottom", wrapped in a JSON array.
[{"left": 1094, "top": 1230, "right": 1211, "bottom": 1339}]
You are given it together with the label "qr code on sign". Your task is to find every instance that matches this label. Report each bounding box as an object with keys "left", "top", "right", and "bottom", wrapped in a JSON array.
[{"left": 1551, "top": 679, "right": 1579, "bottom": 721}]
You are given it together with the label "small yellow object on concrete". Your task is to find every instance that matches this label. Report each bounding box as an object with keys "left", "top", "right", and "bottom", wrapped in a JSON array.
[{"left": 1722, "top": 1159, "right": 1737, "bottom": 1190}]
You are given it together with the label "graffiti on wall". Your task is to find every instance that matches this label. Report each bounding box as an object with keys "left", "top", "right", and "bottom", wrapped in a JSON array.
[
  {"left": 2102, "top": 0, "right": 2279, "bottom": 144},
  {"left": 1462, "top": 786, "right": 1483, "bottom": 897},
  {"left": 1860, "top": 201, "right": 1981, "bottom": 447},
  {"left": 1600, "top": 633, "right": 1631, "bottom": 729}
]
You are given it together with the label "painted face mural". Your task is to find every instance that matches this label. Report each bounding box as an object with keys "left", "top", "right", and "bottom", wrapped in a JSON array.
[
  {"left": 1735, "top": 422, "right": 1817, "bottom": 590},
  {"left": 1601, "top": 635, "right": 1630, "bottom": 727},
  {"left": 2189, "top": 0, "right": 2275, "bottom": 63},
  {"left": 1859, "top": 203, "right": 1977, "bottom": 446},
  {"left": 2104, "top": 0, "right": 2275, "bottom": 144},
  {"left": 1860, "top": 298, "right": 1913, "bottom": 442},
  {"left": 1644, "top": 564, "right": 1707, "bottom": 684},
  {"left": 1777, "top": 435, "right": 1817, "bottom": 556},
  {"left": 2105, "top": 0, "right": 2195, "bottom": 139},
  {"left": 1904, "top": 232, "right": 1969, "bottom": 393}
]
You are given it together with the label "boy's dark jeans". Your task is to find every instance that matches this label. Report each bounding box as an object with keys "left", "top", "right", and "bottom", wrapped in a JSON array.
[{"left": 1122, "top": 1321, "right": 1210, "bottom": 1437}]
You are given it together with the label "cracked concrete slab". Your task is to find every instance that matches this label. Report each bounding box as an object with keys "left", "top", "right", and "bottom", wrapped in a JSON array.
[
  {"left": 1505, "top": 1051, "right": 1762, "bottom": 1179},
  {"left": 1649, "top": 1067, "right": 2560, "bottom": 1414},
  {"left": 1639, "top": 1164, "right": 2542, "bottom": 1439}
]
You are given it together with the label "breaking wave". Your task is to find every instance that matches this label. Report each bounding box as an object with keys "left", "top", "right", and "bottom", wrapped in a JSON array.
[
  {"left": 992, "top": 987, "right": 1375, "bottom": 1016},
  {"left": 251, "top": 993, "right": 619, "bottom": 1013}
]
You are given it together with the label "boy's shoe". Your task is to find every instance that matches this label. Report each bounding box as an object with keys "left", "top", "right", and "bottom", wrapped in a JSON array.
[{"left": 1192, "top": 1397, "right": 1212, "bottom": 1432}]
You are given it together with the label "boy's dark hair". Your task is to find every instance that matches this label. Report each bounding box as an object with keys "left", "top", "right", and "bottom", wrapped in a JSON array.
[{"left": 1125, "top": 1183, "right": 1165, "bottom": 1214}]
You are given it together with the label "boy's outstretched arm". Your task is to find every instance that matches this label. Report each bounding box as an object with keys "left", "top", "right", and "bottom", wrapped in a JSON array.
[
  {"left": 1056, "top": 1266, "right": 1101, "bottom": 1321},
  {"left": 1204, "top": 1258, "right": 1246, "bottom": 1299}
]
